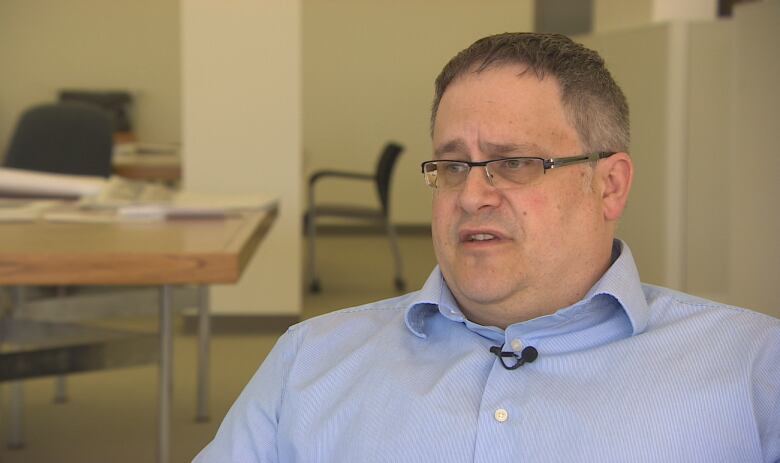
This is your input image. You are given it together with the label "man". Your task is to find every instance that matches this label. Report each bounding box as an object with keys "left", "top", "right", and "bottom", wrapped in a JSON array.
[{"left": 195, "top": 33, "right": 779, "bottom": 462}]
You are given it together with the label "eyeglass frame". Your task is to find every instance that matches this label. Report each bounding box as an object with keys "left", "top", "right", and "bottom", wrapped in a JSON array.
[{"left": 420, "top": 151, "right": 617, "bottom": 189}]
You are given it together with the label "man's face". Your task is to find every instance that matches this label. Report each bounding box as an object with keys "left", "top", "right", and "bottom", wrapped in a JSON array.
[{"left": 431, "top": 64, "right": 613, "bottom": 326}]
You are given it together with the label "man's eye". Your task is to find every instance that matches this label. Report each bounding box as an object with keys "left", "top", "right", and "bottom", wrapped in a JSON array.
[
  {"left": 500, "top": 159, "right": 527, "bottom": 169},
  {"left": 443, "top": 163, "right": 467, "bottom": 174}
]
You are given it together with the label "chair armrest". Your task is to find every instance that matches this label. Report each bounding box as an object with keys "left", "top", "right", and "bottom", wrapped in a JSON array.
[
  {"left": 306, "top": 170, "right": 376, "bottom": 212},
  {"left": 308, "top": 170, "right": 374, "bottom": 186}
]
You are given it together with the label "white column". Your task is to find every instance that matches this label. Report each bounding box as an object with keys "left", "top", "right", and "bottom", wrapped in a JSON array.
[
  {"left": 594, "top": 0, "right": 717, "bottom": 33},
  {"left": 181, "top": 0, "right": 302, "bottom": 316}
]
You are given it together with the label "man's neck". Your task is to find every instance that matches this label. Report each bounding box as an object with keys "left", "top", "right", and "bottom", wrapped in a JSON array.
[{"left": 455, "top": 242, "right": 618, "bottom": 329}]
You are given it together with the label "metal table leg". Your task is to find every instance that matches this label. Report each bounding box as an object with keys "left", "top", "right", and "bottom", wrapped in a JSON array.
[
  {"left": 196, "top": 285, "right": 210, "bottom": 422},
  {"left": 158, "top": 285, "right": 174, "bottom": 463},
  {"left": 8, "top": 287, "right": 25, "bottom": 449}
]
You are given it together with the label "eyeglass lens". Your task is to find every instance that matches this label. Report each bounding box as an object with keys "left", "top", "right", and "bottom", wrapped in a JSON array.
[{"left": 424, "top": 158, "right": 544, "bottom": 189}]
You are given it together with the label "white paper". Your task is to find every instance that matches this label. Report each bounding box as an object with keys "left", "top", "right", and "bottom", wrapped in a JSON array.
[
  {"left": 0, "top": 199, "right": 60, "bottom": 222},
  {"left": 117, "top": 191, "right": 277, "bottom": 220},
  {"left": 0, "top": 167, "right": 106, "bottom": 198}
]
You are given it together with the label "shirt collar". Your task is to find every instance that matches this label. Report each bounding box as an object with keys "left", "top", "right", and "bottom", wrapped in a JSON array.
[
  {"left": 404, "top": 239, "right": 649, "bottom": 339},
  {"left": 582, "top": 240, "right": 649, "bottom": 335}
]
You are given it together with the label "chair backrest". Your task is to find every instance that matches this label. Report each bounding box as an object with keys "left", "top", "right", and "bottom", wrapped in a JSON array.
[
  {"left": 4, "top": 102, "right": 114, "bottom": 177},
  {"left": 374, "top": 142, "right": 404, "bottom": 213}
]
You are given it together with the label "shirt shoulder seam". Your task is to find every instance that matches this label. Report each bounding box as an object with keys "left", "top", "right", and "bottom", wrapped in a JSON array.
[
  {"left": 665, "top": 294, "right": 780, "bottom": 324},
  {"left": 286, "top": 304, "right": 407, "bottom": 333}
]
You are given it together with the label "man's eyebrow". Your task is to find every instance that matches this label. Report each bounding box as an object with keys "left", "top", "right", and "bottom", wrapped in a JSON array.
[
  {"left": 433, "top": 139, "right": 552, "bottom": 159},
  {"left": 433, "top": 139, "right": 469, "bottom": 158},
  {"left": 480, "top": 141, "right": 551, "bottom": 157}
]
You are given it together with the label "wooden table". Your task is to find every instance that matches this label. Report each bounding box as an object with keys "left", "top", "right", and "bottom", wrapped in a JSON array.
[
  {"left": 0, "top": 206, "right": 277, "bottom": 462},
  {"left": 112, "top": 153, "right": 181, "bottom": 182}
]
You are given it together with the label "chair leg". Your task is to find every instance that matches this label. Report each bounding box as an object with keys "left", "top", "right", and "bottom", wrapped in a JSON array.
[
  {"left": 384, "top": 218, "right": 405, "bottom": 291},
  {"left": 307, "top": 210, "right": 320, "bottom": 293},
  {"left": 53, "top": 376, "right": 68, "bottom": 404},
  {"left": 8, "top": 381, "right": 25, "bottom": 449}
]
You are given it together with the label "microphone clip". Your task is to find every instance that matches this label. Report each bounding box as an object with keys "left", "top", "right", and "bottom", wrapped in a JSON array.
[{"left": 489, "top": 345, "right": 538, "bottom": 370}]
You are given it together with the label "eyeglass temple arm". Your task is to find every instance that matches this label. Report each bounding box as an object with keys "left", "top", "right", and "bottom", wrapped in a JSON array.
[{"left": 544, "top": 151, "right": 615, "bottom": 170}]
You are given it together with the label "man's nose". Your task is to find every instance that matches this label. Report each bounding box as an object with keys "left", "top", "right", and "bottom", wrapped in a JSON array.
[{"left": 457, "top": 166, "right": 501, "bottom": 211}]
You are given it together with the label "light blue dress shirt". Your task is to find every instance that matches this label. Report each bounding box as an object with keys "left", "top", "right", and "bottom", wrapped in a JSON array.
[{"left": 195, "top": 241, "right": 780, "bottom": 462}]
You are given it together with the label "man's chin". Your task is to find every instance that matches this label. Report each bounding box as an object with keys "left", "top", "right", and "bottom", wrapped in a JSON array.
[{"left": 450, "top": 280, "right": 515, "bottom": 310}]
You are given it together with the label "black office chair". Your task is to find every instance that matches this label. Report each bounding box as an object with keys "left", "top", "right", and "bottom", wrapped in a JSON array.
[
  {"left": 306, "top": 142, "right": 406, "bottom": 293},
  {"left": 4, "top": 102, "right": 114, "bottom": 177}
]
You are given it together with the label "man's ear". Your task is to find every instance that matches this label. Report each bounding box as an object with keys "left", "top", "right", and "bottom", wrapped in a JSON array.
[{"left": 598, "top": 152, "right": 633, "bottom": 222}]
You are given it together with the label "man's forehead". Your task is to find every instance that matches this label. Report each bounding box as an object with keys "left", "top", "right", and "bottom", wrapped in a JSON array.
[
  {"left": 433, "top": 139, "right": 552, "bottom": 160},
  {"left": 432, "top": 64, "right": 575, "bottom": 159}
]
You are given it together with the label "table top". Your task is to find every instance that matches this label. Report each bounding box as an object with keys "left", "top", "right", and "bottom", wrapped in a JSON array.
[{"left": 0, "top": 206, "right": 277, "bottom": 285}]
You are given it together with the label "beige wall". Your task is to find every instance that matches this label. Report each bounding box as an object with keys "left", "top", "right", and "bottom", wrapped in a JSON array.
[
  {"left": 728, "top": 0, "right": 780, "bottom": 317},
  {"left": 303, "top": 0, "right": 534, "bottom": 225},
  {"left": 579, "top": 25, "right": 674, "bottom": 288},
  {"left": 685, "top": 20, "right": 732, "bottom": 301},
  {"left": 582, "top": 0, "right": 779, "bottom": 316},
  {"left": 0, "top": 0, "right": 180, "bottom": 156},
  {"left": 181, "top": 0, "right": 302, "bottom": 316}
]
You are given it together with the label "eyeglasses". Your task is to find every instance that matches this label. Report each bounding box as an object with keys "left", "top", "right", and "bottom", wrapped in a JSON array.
[{"left": 421, "top": 151, "right": 616, "bottom": 190}]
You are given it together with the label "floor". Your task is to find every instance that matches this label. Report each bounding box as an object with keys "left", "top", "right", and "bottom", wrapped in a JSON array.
[{"left": 0, "top": 232, "right": 436, "bottom": 463}]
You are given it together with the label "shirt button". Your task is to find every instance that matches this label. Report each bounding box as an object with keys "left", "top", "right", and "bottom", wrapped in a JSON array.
[
  {"left": 510, "top": 339, "right": 523, "bottom": 351},
  {"left": 494, "top": 408, "right": 509, "bottom": 422}
]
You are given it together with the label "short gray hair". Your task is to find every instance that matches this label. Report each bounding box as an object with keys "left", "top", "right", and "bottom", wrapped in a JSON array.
[{"left": 431, "top": 32, "right": 630, "bottom": 153}]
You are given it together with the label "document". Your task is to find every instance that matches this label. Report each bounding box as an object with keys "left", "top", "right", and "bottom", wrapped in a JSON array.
[
  {"left": 0, "top": 167, "right": 106, "bottom": 199},
  {"left": 117, "top": 191, "right": 277, "bottom": 220},
  {"left": 0, "top": 169, "right": 276, "bottom": 222},
  {"left": 0, "top": 199, "right": 60, "bottom": 222}
]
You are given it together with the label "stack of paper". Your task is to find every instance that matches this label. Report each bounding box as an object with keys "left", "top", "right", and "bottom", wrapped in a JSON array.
[
  {"left": 0, "top": 199, "right": 60, "bottom": 222},
  {"left": 117, "top": 191, "right": 277, "bottom": 220},
  {"left": 0, "top": 168, "right": 276, "bottom": 223},
  {"left": 0, "top": 167, "right": 106, "bottom": 199}
]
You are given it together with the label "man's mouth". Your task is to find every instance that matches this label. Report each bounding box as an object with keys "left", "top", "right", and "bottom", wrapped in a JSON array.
[
  {"left": 467, "top": 233, "right": 497, "bottom": 242},
  {"left": 459, "top": 229, "right": 506, "bottom": 243}
]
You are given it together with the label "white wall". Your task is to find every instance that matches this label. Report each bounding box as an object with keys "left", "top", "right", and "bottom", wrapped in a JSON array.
[
  {"left": 303, "top": 0, "right": 534, "bottom": 225},
  {"left": 0, "top": 0, "right": 180, "bottom": 156},
  {"left": 652, "top": 0, "right": 716, "bottom": 24},
  {"left": 181, "top": 0, "right": 302, "bottom": 316},
  {"left": 594, "top": 0, "right": 716, "bottom": 33},
  {"left": 593, "top": 0, "right": 654, "bottom": 32}
]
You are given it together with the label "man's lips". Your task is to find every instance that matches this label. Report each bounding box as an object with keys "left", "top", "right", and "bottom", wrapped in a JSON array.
[{"left": 458, "top": 229, "right": 508, "bottom": 243}]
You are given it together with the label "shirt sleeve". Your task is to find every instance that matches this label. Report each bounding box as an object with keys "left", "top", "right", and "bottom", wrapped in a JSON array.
[
  {"left": 752, "top": 323, "right": 780, "bottom": 463},
  {"left": 193, "top": 327, "right": 300, "bottom": 462}
]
